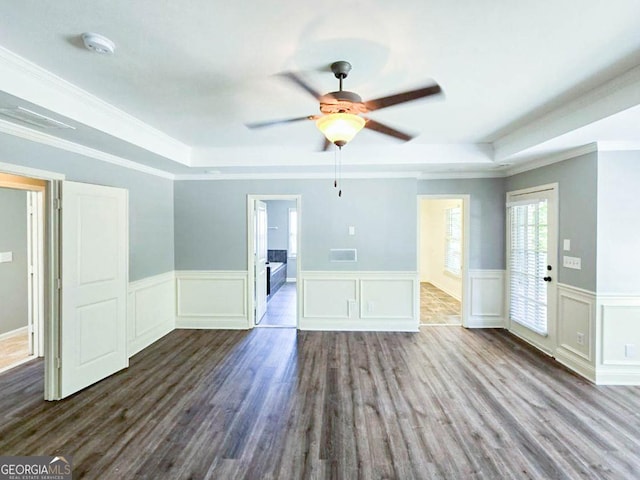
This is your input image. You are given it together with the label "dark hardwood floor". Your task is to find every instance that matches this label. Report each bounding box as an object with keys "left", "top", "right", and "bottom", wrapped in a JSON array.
[{"left": 1, "top": 327, "right": 640, "bottom": 479}]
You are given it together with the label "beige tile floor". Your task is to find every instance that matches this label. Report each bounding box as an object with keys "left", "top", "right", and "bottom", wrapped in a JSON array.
[
  {"left": 420, "top": 282, "right": 462, "bottom": 325},
  {"left": 0, "top": 330, "right": 34, "bottom": 372}
]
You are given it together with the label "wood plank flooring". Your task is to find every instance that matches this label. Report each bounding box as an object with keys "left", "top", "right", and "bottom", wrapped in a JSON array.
[{"left": 1, "top": 327, "right": 640, "bottom": 479}]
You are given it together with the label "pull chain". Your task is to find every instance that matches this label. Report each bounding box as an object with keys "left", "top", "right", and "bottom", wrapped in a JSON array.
[
  {"left": 334, "top": 145, "right": 337, "bottom": 188},
  {"left": 338, "top": 146, "right": 343, "bottom": 197}
]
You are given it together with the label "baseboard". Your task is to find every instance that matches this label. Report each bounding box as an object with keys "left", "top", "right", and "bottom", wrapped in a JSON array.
[
  {"left": 594, "top": 368, "right": 640, "bottom": 385},
  {"left": 128, "top": 271, "right": 176, "bottom": 357},
  {"left": 555, "top": 346, "right": 596, "bottom": 383},
  {"left": 425, "top": 279, "right": 461, "bottom": 302},
  {"left": 176, "top": 318, "right": 248, "bottom": 329},
  {"left": 0, "top": 325, "right": 28, "bottom": 341},
  {"left": 299, "top": 318, "right": 418, "bottom": 332},
  {"left": 465, "top": 317, "right": 506, "bottom": 329}
]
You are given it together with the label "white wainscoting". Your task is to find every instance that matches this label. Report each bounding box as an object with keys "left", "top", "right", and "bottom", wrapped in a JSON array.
[
  {"left": 467, "top": 270, "right": 505, "bottom": 328},
  {"left": 176, "top": 271, "right": 249, "bottom": 329},
  {"left": 127, "top": 271, "right": 175, "bottom": 357},
  {"left": 554, "top": 284, "right": 596, "bottom": 382},
  {"left": 595, "top": 294, "right": 640, "bottom": 385},
  {"left": 299, "top": 271, "right": 419, "bottom": 331}
]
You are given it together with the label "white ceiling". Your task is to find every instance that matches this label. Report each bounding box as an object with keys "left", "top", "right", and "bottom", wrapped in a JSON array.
[{"left": 1, "top": 0, "right": 640, "bottom": 177}]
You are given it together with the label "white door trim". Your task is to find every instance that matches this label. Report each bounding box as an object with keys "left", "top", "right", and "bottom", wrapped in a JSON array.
[
  {"left": 246, "top": 194, "right": 301, "bottom": 329},
  {"left": 0, "top": 162, "right": 63, "bottom": 401},
  {"left": 417, "top": 194, "right": 471, "bottom": 327},
  {"left": 505, "top": 182, "right": 559, "bottom": 355}
]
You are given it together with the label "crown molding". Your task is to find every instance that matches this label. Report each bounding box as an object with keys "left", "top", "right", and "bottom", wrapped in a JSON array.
[
  {"left": 174, "top": 171, "right": 424, "bottom": 181},
  {"left": 418, "top": 171, "right": 506, "bottom": 180},
  {"left": 0, "top": 118, "right": 175, "bottom": 180},
  {"left": 495, "top": 64, "right": 640, "bottom": 161},
  {"left": 505, "top": 143, "right": 597, "bottom": 176},
  {"left": 597, "top": 141, "right": 640, "bottom": 152},
  {"left": 0, "top": 45, "right": 191, "bottom": 166}
]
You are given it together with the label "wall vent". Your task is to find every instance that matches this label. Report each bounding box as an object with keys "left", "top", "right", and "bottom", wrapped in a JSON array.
[
  {"left": 329, "top": 248, "right": 357, "bottom": 262},
  {"left": 0, "top": 107, "right": 75, "bottom": 130}
]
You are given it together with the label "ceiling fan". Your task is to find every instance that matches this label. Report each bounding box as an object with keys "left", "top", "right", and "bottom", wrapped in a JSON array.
[{"left": 246, "top": 61, "right": 443, "bottom": 150}]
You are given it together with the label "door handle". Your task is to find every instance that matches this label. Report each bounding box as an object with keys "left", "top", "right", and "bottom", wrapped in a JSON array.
[{"left": 543, "top": 276, "right": 552, "bottom": 282}]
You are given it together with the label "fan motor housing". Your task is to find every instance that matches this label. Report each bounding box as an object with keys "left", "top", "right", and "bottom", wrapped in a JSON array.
[{"left": 319, "top": 91, "right": 366, "bottom": 114}]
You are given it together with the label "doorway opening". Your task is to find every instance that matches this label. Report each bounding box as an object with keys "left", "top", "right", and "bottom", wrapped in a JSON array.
[
  {"left": 418, "top": 195, "right": 469, "bottom": 327},
  {"left": 0, "top": 173, "right": 45, "bottom": 374},
  {"left": 247, "top": 195, "right": 301, "bottom": 329}
]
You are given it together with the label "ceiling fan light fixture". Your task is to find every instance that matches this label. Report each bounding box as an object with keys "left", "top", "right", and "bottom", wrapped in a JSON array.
[{"left": 316, "top": 113, "right": 365, "bottom": 147}]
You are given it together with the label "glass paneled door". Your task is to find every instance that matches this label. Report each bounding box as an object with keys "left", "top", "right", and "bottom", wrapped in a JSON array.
[{"left": 507, "top": 184, "right": 558, "bottom": 354}]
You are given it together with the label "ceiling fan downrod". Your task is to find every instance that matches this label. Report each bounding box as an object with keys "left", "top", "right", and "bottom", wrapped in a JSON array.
[{"left": 331, "top": 61, "right": 352, "bottom": 92}]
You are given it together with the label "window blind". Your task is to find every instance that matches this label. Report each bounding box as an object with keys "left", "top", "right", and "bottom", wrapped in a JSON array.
[
  {"left": 508, "top": 199, "right": 548, "bottom": 335},
  {"left": 444, "top": 206, "right": 462, "bottom": 276}
]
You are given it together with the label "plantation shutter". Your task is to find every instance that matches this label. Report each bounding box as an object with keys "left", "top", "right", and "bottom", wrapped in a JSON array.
[{"left": 508, "top": 198, "right": 548, "bottom": 335}]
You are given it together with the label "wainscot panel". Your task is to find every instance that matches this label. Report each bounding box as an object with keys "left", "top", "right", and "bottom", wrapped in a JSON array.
[
  {"left": 554, "top": 284, "right": 596, "bottom": 382},
  {"left": 596, "top": 294, "right": 640, "bottom": 385},
  {"left": 128, "top": 271, "right": 175, "bottom": 357},
  {"left": 176, "top": 271, "right": 248, "bottom": 329},
  {"left": 299, "top": 271, "right": 419, "bottom": 332},
  {"left": 468, "top": 270, "right": 505, "bottom": 328}
]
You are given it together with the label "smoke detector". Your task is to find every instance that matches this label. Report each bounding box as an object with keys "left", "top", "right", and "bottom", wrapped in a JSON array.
[{"left": 81, "top": 33, "right": 115, "bottom": 55}]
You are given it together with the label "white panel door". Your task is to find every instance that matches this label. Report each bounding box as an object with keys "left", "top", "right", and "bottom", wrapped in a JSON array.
[
  {"left": 60, "top": 181, "right": 128, "bottom": 398},
  {"left": 255, "top": 200, "right": 267, "bottom": 323}
]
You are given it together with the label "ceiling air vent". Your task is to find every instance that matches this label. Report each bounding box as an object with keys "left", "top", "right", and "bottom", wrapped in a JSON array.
[{"left": 0, "top": 107, "right": 75, "bottom": 130}]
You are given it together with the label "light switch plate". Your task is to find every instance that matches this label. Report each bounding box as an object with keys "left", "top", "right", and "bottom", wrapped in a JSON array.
[
  {"left": 0, "top": 251, "right": 13, "bottom": 263},
  {"left": 348, "top": 226, "right": 355, "bottom": 236},
  {"left": 563, "top": 239, "right": 571, "bottom": 251},
  {"left": 563, "top": 256, "right": 581, "bottom": 270}
]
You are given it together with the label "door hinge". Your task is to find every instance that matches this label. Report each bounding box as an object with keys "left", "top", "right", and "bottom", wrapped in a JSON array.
[
  {"left": 55, "top": 198, "right": 62, "bottom": 210},
  {"left": 55, "top": 357, "right": 61, "bottom": 369},
  {"left": 56, "top": 278, "right": 62, "bottom": 289}
]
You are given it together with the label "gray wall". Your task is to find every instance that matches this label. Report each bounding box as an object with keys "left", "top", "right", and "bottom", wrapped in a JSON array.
[
  {"left": 174, "top": 178, "right": 418, "bottom": 271},
  {"left": 596, "top": 150, "right": 640, "bottom": 294},
  {"left": 0, "top": 188, "right": 28, "bottom": 335},
  {"left": 0, "top": 134, "right": 174, "bottom": 281},
  {"left": 265, "top": 200, "right": 296, "bottom": 250},
  {"left": 418, "top": 178, "right": 506, "bottom": 270},
  {"left": 506, "top": 152, "right": 598, "bottom": 291}
]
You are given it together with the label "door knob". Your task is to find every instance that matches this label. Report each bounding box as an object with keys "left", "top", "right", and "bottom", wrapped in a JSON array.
[{"left": 543, "top": 276, "right": 552, "bottom": 282}]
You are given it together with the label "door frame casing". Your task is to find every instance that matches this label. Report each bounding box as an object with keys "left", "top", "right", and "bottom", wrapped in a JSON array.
[
  {"left": 246, "top": 194, "right": 301, "bottom": 329},
  {"left": 417, "top": 194, "right": 471, "bottom": 327},
  {"left": 505, "top": 182, "right": 559, "bottom": 356},
  {"left": 0, "top": 161, "right": 64, "bottom": 400}
]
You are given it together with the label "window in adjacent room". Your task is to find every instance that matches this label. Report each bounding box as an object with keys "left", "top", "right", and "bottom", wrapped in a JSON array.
[
  {"left": 288, "top": 208, "right": 297, "bottom": 257},
  {"left": 444, "top": 206, "right": 462, "bottom": 276}
]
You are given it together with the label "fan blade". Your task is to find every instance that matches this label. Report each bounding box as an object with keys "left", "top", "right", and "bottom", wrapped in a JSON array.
[
  {"left": 321, "top": 137, "right": 332, "bottom": 151},
  {"left": 364, "top": 118, "right": 414, "bottom": 142},
  {"left": 364, "top": 83, "right": 442, "bottom": 112},
  {"left": 245, "top": 115, "right": 314, "bottom": 129},
  {"left": 279, "top": 71, "right": 323, "bottom": 100}
]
